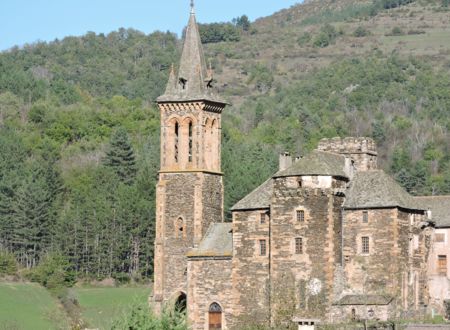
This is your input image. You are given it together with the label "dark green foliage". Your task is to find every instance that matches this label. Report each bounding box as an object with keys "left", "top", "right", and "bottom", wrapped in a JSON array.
[
  {"left": 198, "top": 23, "right": 241, "bottom": 43},
  {"left": 247, "top": 64, "right": 274, "bottom": 93},
  {"left": 390, "top": 26, "right": 404, "bottom": 36},
  {"left": 0, "top": 29, "right": 178, "bottom": 102},
  {"left": 313, "top": 24, "right": 338, "bottom": 48},
  {"left": 103, "top": 127, "right": 137, "bottom": 184},
  {"left": 443, "top": 0, "right": 450, "bottom": 7},
  {"left": 379, "top": 0, "right": 415, "bottom": 10},
  {"left": 25, "top": 253, "right": 75, "bottom": 291},
  {"left": 0, "top": 250, "right": 18, "bottom": 276},
  {"left": 353, "top": 26, "right": 370, "bottom": 38},
  {"left": 233, "top": 15, "right": 251, "bottom": 32},
  {"left": 297, "top": 32, "right": 312, "bottom": 46}
]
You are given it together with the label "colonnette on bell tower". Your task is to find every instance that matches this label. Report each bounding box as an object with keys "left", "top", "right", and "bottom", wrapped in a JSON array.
[{"left": 152, "top": 0, "right": 227, "bottom": 312}]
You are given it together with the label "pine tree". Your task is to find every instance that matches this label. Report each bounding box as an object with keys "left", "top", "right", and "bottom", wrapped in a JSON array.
[
  {"left": 103, "top": 127, "right": 137, "bottom": 185},
  {"left": 12, "top": 162, "right": 54, "bottom": 268}
]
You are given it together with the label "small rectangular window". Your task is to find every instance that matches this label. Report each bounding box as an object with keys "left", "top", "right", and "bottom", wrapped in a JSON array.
[
  {"left": 260, "top": 213, "right": 266, "bottom": 224},
  {"left": 438, "top": 255, "right": 447, "bottom": 275},
  {"left": 436, "top": 233, "right": 445, "bottom": 243},
  {"left": 295, "top": 238, "right": 303, "bottom": 254},
  {"left": 259, "top": 240, "right": 267, "bottom": 256},
  {"left": 363, "top": 211, "right": 368, "bottom": 223},
  {"left": 297, "top": 210, "right": 305, "bottom": 222},
  {"left": 362, "top": 236, "right": 370, "bottom": 254}
]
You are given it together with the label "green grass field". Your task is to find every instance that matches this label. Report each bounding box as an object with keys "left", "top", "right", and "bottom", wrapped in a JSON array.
[
  {"left": 72, "top": 286, "right": 151, "bottom": 330},
  {"left": 0, "top": 282, "right": 69, "bottom": 330}
]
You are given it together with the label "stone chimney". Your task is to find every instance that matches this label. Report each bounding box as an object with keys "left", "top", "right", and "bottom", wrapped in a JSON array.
[
  {"left": 344, "top": 157, "right": 355, "bottom": 180},
  {"left": 279, "top": 152, "right": 292, "bottom": 171}
]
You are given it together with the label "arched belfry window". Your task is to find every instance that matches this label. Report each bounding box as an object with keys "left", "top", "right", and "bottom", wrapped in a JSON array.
[
  {"left": 188, "top": 121, "right": 193, "bottom": 163},
  {"left": 174, "top": 122, "right": 179, "bottom": 163},
  {"left": 209, "top": 302, "right": 222, "bottom": 330}
]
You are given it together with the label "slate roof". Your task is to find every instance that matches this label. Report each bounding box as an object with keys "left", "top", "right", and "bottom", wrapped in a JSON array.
[
  {"left": 334, "top": 295, "right": 393, "bottom": 306},
  {"left": 231, "top": 179, "right": 273, "bottom": 211},
  {"left": 343, "top": 170, "right": 424, "bottom": 211},
  {"left": 415, "top": 196, "right": 450, "bottom": 228},
  {"left": 187, "top": 223, "right": 232, "bottom": 258},
  {"left": 274, "top": 151, "right": 348, "bottom": 178},
  {"left": 157, "top": 7, "right": 225, "bottom": 104}
]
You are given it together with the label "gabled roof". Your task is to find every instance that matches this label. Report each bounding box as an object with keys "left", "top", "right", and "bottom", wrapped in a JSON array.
[
  {"left": 334, "top": 295, "right": 393, "bottom": 306},
  {"left": 274, "top": 150, "right": 348, "bottom": 179},
  {"left": 231, "top": 179, "right": 273, "bottom": 211},
  {"left": 157, "top": 6, "right": 225, "bottom": 104},
  {"left": 344, "top": 170, "right": 424, "bottom": 211},
  {"left": 187, "top": 223, "right": 232, "bottom": 258},
  {"left": 415, "top": 196, "right": 450, "bottom": 228}
]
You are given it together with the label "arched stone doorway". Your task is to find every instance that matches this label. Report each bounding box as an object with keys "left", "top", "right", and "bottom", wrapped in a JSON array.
[
  {"left": 208, "top": 302, "right": 222, "bottom": 329},
  {"left": 175, "top": 292, "right": 187, "bottom": 313}
]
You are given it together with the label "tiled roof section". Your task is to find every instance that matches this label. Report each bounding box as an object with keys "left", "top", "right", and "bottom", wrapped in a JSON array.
[
  {"left": 335, "top": 295, "right": 393, "bottom": 306},
  {"left": 274, "top": 150, "right": 348, "bottom": 178},
  {"left": 157, "top": 8, "right": 225, "bottom": 104},
  {"left": 343, "top": 170, "right": 424, "bottom": 210},
  {"left": 231, "top": 179, "right": 273, "bottom": 211},
  {"left": 415, "top": 196, "right": 450, "bottom": 228},
  {"left": 187, "top": 223, "right": 232, "bottom": 258}
]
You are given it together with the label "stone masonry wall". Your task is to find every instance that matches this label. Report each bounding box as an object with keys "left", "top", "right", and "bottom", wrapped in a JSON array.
[
  {"left": 342, "top": 208, "right": 430, "bottom": 317},
  {"left": 270, "top": 176, "right": 346, "bottom": 321},
  {"left": 317, "top": 137, "right": 378, "bottom": 171},
  {"left": 231, "top": 209, "right": 271, "bottom": 328},
  {"left": 201, "top": 174, "right": 224, "bottom": 244},
  {"left": 153, "top": 172, "right": 223, "bottom": 310},
  {"left": 187, "top": 258, "right": 232, "bottom": 330}
]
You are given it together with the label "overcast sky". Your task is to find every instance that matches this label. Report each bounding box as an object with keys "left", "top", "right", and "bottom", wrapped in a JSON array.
[{"left": 0, "top": 0, "right": 303, "bottom": 51}]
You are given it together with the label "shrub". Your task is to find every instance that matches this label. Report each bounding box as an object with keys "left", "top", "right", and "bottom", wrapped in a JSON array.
[
  {"left": 0, "top": 251, "right": 18, "bottom": 276},
  {"left": 25, "top": 254, "right": 75, "bottom": 291},
  {"left": 353, "top": 26, "right": 370, "bottom": 37},
  {"left": 111, "top": 301, "right": 187, "bottom": 330},
  {"left": 313, "top": 24, "right": 339, "bottom": 48},
  {"left": 298, "top": 32, "right": 312, "bottom": 46},
  {"left": 390, "top": 27, "right": 404, "bottom": 36}
]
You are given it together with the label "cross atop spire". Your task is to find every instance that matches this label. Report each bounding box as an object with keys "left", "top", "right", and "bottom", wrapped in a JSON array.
[{"left": 190, "top": 0, "right": 195, "bottom": 14}]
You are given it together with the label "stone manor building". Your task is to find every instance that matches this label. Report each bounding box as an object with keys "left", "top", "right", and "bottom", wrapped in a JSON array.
[{"left": 151, "top": 4, "right": 450, "bottom": 329}]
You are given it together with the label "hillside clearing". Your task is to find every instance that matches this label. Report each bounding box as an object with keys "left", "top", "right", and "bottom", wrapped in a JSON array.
[
  {"left": 0, "top": 282, "right": 69, "bottom": 330},
  {"left": 72, "top": 286, "right": 151, "bottom": 330}
]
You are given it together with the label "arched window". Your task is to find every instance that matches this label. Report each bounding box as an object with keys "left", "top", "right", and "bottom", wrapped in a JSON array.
[
  {"left": 188, "top": 121, "right": 193, "bottom": 163},
  {"left": 175, "top": 293, "right": 187, "bottom": 313},
  {"left": 176, "top": 217, "right": 184, "bottom": 238},
  {"left": 209, "top": 302, "right": 222, "bottom": 330},
  {"left": 174, "top": 122, "right": 179, "bottom": 163}
]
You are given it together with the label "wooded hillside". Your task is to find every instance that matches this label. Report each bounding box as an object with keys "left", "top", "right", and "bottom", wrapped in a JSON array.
[{"left": 0, "top": 0, "right": 449, "bottom": 281}]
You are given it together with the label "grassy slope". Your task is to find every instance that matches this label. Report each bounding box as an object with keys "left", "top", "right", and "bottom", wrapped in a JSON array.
[
  {"left": 206, "top": 0, "right": 450, "bottom": 107},
  {"left": 72, "top": 286, "right": 151, "bottom": 330},
  {"left": 0, "top": 282, "right": 69, "bottom": 330}
]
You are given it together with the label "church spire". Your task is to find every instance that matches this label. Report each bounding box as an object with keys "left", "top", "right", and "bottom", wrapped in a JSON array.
[{"left": 157, "top": 2, "right": 223, "bottom": 103}]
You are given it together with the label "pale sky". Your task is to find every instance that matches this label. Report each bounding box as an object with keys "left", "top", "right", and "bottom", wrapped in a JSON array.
[{"left": 0, "top": 0, "right": 303, "bottom": 51}]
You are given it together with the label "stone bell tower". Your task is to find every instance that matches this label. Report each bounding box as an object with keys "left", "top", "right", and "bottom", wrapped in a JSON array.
[{"left": 152, "top": 2, "right": 227, "bottom": 311}]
